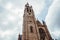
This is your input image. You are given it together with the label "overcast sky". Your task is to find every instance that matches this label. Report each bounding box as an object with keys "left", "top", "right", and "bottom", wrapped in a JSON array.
[{"left": 0, "top": 0, "right": 60, "bottom": 40}]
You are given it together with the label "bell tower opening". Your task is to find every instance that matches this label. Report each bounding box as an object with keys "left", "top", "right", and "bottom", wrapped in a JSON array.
[
  {"left": 30, "top": 26, "right": 33, "bottom": 33},
  {"left": 27, "top": 7, "right": 29, "bottom": 12},
  {"left": 39, "top": 28, "right": 46, "bottom": 40}
]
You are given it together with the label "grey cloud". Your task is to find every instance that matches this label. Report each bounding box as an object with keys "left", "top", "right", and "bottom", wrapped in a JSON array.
[
  {"left": 45, "top": 0, "right": 60, "bottom": 39},
  {"left": 0, "top": 0, "right": 23, "bottom": 40},
  {"left": 0, "top": 6, "right": 5, "bottom": 13},
  {"left": 37, "top": 0, "right": 53, "bottom": 20},
  {"left": 0, "top": 34, "right": 18, "bottom": 40}
]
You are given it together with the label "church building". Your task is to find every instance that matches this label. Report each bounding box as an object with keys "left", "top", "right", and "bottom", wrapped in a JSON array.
[{"left": 18, "top": 3, "right": 53, "bottom": 40}]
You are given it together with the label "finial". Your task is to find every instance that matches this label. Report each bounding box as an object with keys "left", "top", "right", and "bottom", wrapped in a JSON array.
[
  {"left": 18, "top": 33, "right": 21, "bottom": 40},
  {"left": 25, "top": 2, "right": 29, "bottom": 7},
  {"left": 27, "top": 2, "right": 29, "bottom": 5},
  {"left": 18, "top": 33, "right": 20, "bottom": 37},
  {"left": 42, "top": 20, "right": 45, "bottom": 24}
]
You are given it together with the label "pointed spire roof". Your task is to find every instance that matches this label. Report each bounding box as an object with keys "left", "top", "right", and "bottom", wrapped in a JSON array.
[
  {"left": 26, "top": 2, "right": 29, "bottom": 5},
  {"left": 18, "top": 33, "right": 21, "bottom": 40},
  {"left": 25, "top": 2, "right": 29, "bottom": 7},
  {"left": 42, "top": 20, "right": 47, "bottom": 27},
  {"left": 42, "top": 20, "right": 45, "bottom": 24}
]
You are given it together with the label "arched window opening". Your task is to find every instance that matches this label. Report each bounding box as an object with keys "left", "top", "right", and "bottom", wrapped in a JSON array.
[
  {"left": 29, "top": 13, "right": 31, "bottom": 15},
  {"left": 30, "top": 9, "right": 31, "bottom": 12},
  {"left": 29, "top": 21, "right": 32, "bottom": 22},
  {"left": 27, "top": 8, "right": 28, "bottom": 12},
  {"left": 39, "top": 28, "right": 46, "bottom": 40},
  {"left": 30, "top": 26, "right": 33, "bottom": 33}
]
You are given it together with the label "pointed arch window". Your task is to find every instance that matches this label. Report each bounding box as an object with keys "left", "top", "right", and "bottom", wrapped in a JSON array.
[
  {"left": 27, "top": 8, "right": 28, "bottom": 12},
  {"left": 30, "top": 9, "right": 31, "bottom": 12},
  {"left": 30, "top": 26, "right": 33, "bottom": 33},
  {"left": 39, "top": 28, "right": 46, "bottom": 40}
]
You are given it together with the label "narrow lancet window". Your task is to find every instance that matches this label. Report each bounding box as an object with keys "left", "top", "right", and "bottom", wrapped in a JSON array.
[
  {"left": 27, "top": 8, "right": 28, "bottom": 12},
  {"left": 30, "top": 26, "right": 33, "bottom": 33},
  {"left": 30, "top": 9, "right": 31, "bottom": 12}
]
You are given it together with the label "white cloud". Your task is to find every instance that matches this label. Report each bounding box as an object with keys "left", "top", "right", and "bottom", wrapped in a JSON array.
[
  {"left": 0, "top": 0, "right": 1, "bottom": 2},
  {"left": 51, "top": 30, "right": 60, "bottom": 39},
  {"left": 0, "top": 27, "right": 18, "bottom": 38},
  {"left": 2, "top": 21, "right": 8, "bottom": 26},
  {"left": 0, "top": 30, "right": 14, "bottom": 38},
  {"left": 45, "top": 0, "right": 60, "bottom": 39},
  {"left": 5, "top": 2, "right": 13, "bottom": 10},
  {"left": 7, "top": 14, "right": 16, "bottom": 22}
]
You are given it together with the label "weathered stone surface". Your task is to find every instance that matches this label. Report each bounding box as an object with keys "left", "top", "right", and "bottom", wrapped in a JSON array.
[{"left": 18, "top": 3, "right": 53, "bottom": 40}]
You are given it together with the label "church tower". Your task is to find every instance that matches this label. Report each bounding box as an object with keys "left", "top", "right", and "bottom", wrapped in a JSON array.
[
  {"left": 22, "top": 3, "right": 39, "bottom": 40},
  {"left": 22, "top": 3, "right": 53, "bottom": 40}
]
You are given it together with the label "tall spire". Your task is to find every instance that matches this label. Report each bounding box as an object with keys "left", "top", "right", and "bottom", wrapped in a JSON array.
[
  {"left": 42, "top": 20, "right": 45, "bottom": 24},
  {"left": 42, "top": 20, "right": 47, "bottom": 27},
  {"left": 18, "top": 33, "right": 21, "bottom": 40}
]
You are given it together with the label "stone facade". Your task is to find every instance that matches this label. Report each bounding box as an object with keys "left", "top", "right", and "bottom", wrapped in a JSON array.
[{"left": 18, "top": 3, "right": 52, "bottom": 40}]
